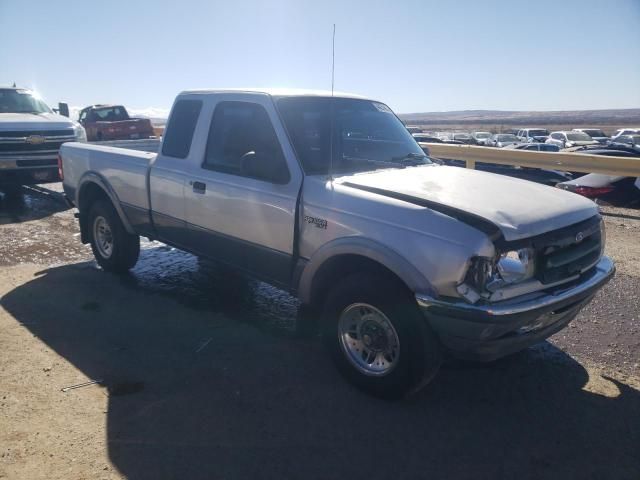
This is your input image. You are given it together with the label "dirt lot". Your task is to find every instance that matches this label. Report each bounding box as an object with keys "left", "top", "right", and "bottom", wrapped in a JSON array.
[{"left": 0, "top": 184, "right": 639, "bottom": 479}]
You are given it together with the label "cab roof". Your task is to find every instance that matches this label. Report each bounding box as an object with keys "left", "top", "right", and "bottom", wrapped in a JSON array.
[{"left": 179, "top": 87, "right": 371, "bottom": 101}]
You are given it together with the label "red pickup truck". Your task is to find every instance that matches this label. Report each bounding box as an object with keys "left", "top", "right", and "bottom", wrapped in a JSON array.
[{"left": 78, "top": 104, "right": 155, "bottom": 141}]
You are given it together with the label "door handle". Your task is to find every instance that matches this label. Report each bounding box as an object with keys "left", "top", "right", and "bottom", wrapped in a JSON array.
[{"left": 192, "top": 181, "right": 206, "bottom": 193}]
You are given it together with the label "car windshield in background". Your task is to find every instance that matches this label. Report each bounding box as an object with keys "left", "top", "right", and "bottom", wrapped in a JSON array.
[
  {"left": 529, "top": 129, "right": 549, "bottom": 136},
  {"left": 454, "top": 134, "right": 471, "bottom": 140},
  {"left": 583, "top": 129, "right": 605, "bottom": 137},
  {"left": 497, "top": 134, "right": 518, "bottom": 141},
  {"left": 277, "top": 97, "right": 430, "bottom": 175},
  {"left": 0, "top": 89, "right": 52, "bottom": 114},
  {"left": 475, "top": 133, "right": 491, "bottom": 138},
  {"left": 567, "top": 132, "right": 592, "bottom": 141},
  {"left": 619, "top": 135, "right": 640, "bottom": 144},
  {"left": 94, "top": 107, "right": 129, "bottom": 121}
]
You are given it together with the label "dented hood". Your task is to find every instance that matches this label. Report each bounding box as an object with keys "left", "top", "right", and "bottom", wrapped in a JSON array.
[{"left": 337, "top": 165, "right": 598, "bottom": 241}]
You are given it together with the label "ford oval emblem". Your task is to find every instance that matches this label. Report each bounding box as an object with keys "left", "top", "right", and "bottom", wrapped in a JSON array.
[{"left": 576, "top": 232, "right": 584, "bottom": 242}]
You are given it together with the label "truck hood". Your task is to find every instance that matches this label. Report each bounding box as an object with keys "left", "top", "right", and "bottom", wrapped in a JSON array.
[
  {"left": 0, "top": 112, "right": 75, "bottom": 131},
  {"left": 336, "top": 165, "right": 598, "bottom": 241}
]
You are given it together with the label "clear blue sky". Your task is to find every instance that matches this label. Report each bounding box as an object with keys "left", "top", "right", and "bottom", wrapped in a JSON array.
[{"left": 1, "top": 0, "right": 639, "bottom": 115}]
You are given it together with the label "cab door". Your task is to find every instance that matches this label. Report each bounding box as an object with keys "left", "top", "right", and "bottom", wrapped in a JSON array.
[
  {"left": 149, "top": 98, "right": 203, "bottom": 247},
  {"left": 181, "top": 93, "right": 303, "bottom": 288}
]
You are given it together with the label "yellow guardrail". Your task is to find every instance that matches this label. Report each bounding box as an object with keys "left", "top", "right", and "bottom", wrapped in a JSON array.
[{"left": 421, "top": 143, "right": 640, "bottom": 177}]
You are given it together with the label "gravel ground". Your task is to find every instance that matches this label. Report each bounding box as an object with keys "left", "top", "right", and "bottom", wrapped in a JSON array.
[{"left": 0, "top": 184, "right": 638, "bottom": 479}]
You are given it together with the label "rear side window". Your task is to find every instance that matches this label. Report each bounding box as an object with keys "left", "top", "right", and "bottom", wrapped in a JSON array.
[{"left": 162, "top": 99, "right": 202, "bottom": 158}]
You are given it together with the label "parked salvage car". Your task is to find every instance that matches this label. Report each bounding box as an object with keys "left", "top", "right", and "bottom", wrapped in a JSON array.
[
  {"left": 611, "top": 128, "right": 639, "bottom": 141},
  {"left": 504, "top": 143, "right": 561, "bottom": 152},
  {"left": 451, "top": 133, "right": 474, "bottom": 144},
  {"left": 516, "top": 128, "right": 549, "bottom": 143},
  {"left": 437, "top": 157, "right": 571, "bottom": 186},
  {"left": 412, "top": 133, "right": 443, "bottom": 143},
  {"left": 573, "top": 128, "right": 609, "bottom": 144},
  {"left": 563, "top": 144, "right": 640, "bottom": 182},
  {"left": 546, "top": 131, "right": 598, "bottom": 149},
  {"left": 78, "top": 105, "right": 155, "bottom": 142},
  {"left": 611, "top": 134, "right": 640, "bottom": 147},
  {"left": 566, "top": 144, "right": 640, "bottom": 156},
  {"left": 471, "top": 131, "right": 492, "bottom": 145},
  {"left": 557, "top": 174, "right": 640, "bottom": 206},
  {"left": 60, "top": 88, "right": 614, "bottom": 398},
  {"left": 487, "top": 133, "right": 520, "bottom": 147}
]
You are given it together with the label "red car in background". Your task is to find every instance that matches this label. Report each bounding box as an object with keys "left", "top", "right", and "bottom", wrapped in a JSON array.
[{"left": 78, "top": 104, "right": 155, "bottom": 141}]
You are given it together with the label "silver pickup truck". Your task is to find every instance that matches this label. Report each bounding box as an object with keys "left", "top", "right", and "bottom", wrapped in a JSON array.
[
  {"left": 0, "top": 87, "right": 85, "bottom": 192},
  {"left": 60, "top": 88, "right": 615, "bottom": 397}
]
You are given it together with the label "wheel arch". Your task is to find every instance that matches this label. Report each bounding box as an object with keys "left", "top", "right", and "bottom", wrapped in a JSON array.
[
  {"left": 76, "top": 173, "right": 135, "bottom": 243},
  {"left": 297, "top": 237, "right": 436, "bottom": 308}
]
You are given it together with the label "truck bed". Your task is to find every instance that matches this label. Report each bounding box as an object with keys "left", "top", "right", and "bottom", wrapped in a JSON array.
[{"left": 60, "top": 142, "right": 156, "bottom": 213}]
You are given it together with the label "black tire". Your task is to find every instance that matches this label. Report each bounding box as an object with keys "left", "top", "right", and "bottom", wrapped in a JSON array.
[
  {"left": 1, "top": 185, "right": 22, "bottom": 199},
  {"left": 87, "top": 200, "right": 140, "bottom": 273},
  {"left": 322, "top": 273, "right": 442, "bottom": 399}
]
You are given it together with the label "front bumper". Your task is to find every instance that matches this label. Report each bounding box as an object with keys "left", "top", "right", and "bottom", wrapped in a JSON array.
[{"left": 416, "top": 256, "right": 615, "bottom": 361}]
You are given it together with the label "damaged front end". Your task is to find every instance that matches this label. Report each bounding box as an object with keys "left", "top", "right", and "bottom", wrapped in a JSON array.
[{"left": 457, "top": 215, "right": 605, "bottom": 304}]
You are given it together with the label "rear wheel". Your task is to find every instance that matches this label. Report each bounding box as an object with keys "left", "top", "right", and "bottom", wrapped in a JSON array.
[
  {"left": 322, "top": 273, "right": 442, "bottom": 399},
  {"left": 88, "top": 200, "right": 139, "bottom": 273},
  {"left": 1, "top": 185, "right": 22, "bottom": 199}
]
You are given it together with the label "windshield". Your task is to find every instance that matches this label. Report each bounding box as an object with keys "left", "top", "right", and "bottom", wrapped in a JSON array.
[
  {"left": 93, "top": 106, "right": 129, "bottom": 121},
  {"left": 566, "top": 132, "right": 593, "bottom": 141},
  {"left": 475, "top": 132, "right": 491, "bottom": 138},
  {"left": 0, "top": 89, "right": 52, "bottom": 114},
  {"left": 581, "top": 129, "right": 605, "bottom": 137},
  {"left": 497, "top": 134, "right": 518, "bottom": 141},
  {"left": 277, "top": 97, "right": 430, "bottom": 175},
  {"left": 529, "top": 129, "right": 549, "bottom": 136}
]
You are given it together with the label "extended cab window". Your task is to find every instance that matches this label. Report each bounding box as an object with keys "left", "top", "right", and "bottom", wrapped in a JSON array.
[
  {"left": 203, "top": 101, "right": 290, "bottom": 184},
  {"left": 162, "top": 99, "right": 202, "bottom": 159}
]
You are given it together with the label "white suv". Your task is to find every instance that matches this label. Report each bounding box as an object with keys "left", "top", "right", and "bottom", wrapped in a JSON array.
[
  {"left": 516, "top": 128, "right": 550, "bottom": 143},
  {"left": 611, "top": 128, "right": 640, "bottom": 142},
  {"left": 546, "top": 131, "right": 599, "bottom": 149}
]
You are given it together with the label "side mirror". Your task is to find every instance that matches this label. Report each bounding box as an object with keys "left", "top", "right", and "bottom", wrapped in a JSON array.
[{"left": 58, "top": 102, "right": 70, "bottom": 117}]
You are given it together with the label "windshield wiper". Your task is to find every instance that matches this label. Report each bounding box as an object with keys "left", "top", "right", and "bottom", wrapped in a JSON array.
[{"left": 391, "top": 152, "right": 428, "bottom": 163}]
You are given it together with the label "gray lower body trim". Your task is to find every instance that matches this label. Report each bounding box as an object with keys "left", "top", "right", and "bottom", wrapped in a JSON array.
[
  {"left": 151, "top": 211, "right": 294, "bottom": 290},
  {"left": 121, "top": 202, "right": 154, "bottom": 238}
]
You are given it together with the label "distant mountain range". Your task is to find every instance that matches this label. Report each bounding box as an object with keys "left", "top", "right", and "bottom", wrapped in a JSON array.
[{"left": 398, "top": 108, "right": 640, "bottom": 127}]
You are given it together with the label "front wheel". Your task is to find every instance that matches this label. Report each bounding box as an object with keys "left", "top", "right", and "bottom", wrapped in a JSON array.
[
  {"left": 322, "top": 273, "right": 442, "bottom": 399},
  {"left": 88, "top": 200, "right": 140, "bottom": 273}
]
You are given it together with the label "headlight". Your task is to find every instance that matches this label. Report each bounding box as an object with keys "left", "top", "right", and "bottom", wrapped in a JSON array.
[
  {"left": 73, "top": 123, "right": 87, "bottom": 142},
  {"left": 464, "top": 248, "right": 536, "bottom": 293},
  {"left": 496, "top": 248, "right": 535, "bottom": 285}
]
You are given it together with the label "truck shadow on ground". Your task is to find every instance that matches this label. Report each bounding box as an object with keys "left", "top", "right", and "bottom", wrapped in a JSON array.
[
  {"left": 2, "top": 254, "right": 639, "bottom": 480},
  {"left": 0, "top": 185, "right": 69, "bottom": 225}
]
